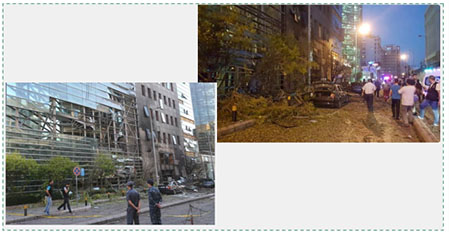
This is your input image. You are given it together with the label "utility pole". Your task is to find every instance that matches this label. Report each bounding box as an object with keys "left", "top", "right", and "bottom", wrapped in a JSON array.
[{"left": 307, "top": 5, "right": 312, "bottom": 85}]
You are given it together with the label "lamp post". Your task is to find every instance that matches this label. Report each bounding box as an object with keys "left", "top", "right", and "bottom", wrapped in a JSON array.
[
  {"left": 355, "top": 23, "right": 370, "bottom": 81},
  {"left": 400, "top": 54, "right": 408, "bottom": 77}
]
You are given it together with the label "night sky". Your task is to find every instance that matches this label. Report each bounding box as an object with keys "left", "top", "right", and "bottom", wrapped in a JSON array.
[{"left": 362, "top": 5, "right": 429, "bottom": 67}]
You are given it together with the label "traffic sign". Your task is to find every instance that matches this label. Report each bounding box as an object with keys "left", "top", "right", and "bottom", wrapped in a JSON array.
[
  {"left": 73, "top": 167, "right": 81, "bottom": 177},
  {"left": 81, "top": 168, "right": 85, "bottom": 177}
]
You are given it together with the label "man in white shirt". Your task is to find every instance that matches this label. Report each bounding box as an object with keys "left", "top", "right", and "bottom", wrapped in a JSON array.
[
  {"left": 362, "top": 79, "right": 376, "bottom": 112},
  {"left": 398, "top": 78, "right": 416, "bottom": 126}
]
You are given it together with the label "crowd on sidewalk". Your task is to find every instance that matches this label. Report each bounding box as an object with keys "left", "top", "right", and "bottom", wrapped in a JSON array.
[
  {"left": 361, "top": 74, "right": 440, "bottom": 127},
  {"left": 43, "top": 179, "right": 163, "bottom": 225}
]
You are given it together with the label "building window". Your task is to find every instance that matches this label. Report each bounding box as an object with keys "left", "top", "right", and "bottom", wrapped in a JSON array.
[
  {"left": 163, "top": 132, "right": 166, "bottom": 144},
  {"left": 153, "top": 90, "right": 157, "bottom": 99},
  {"left": 170, "top": 83, "right": 174, "bottom": 91},
  {"left": 159, "top": 93, "right": 162, "bottom": 100},
  {"left": 145, "top": 128, "right": 151, "bottom": 141},
  {"left": 163, "top": 96, "right": 167, "bottom": 105},
  {"left": 168, "top": 133, "right": 171, "bottom": 144},
  {"left": 175, "top": 118, "right": 178, "bottom": 127},
  {"left": 162, "top": 83, "right": 166, "bottom": 87},
  {"left": 173, "top": 100, "right": 176, "bottom": 109},
  {"left": 141, "top": 85, "right": 146, "bottom": 96},
  {"left": 170, "top": 116, "right": 174, "bottom": 125},
  {"left": 165, "top": 114, "right": 169, "bottom": 124},
  {"left": 172, "top": 135, "right": 177, "bottom": 145},
  {"left": 155, "top": 110, "right": 159, "bottom": 121},
  {"left": 168, "top": 98, "right": 171, "bottom": 107},
  {"left": 157, "top": 131, "right": 161, "bottom": 143},
  {"left": 147, "top": 88, "right": 151, "bottom": 98},
  {"left": 144, "top": 106, "right": 150, "bottom": 117},
  {"left": 177, "top": 136, "right": 180, "bottom": 146},
  {"left": 161, "top": 112, "right": 166, "bottom": 123}
]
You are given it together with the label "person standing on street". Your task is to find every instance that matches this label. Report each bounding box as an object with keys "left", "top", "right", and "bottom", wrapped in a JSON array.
[
  {"left": 398, "top": 78, "right": 416, "bottom": 126},
  {"left": 43, "top": 179, "right": 54, "bottom": 216},
  {"left": 126, "top": 181, "right": 141, "bottom": 225},
  {"left": 57, "top": 183, "right": 72, "bottom": 213},
  {"left": 383, "top": 81, "right": 391, "bottom": 102},
  {"left": 418, "top": 75, "right": 440, "bottom": 126},
  {"left": 389, "top": 79, "right": 401, "bottom": 120},
  {"left": 147, "top": 179, "right": 162, "bottom": 225},
  {"left": 362, "top": 79, "right": 376, "bottom": 112},
  {"left": 374, "top": 79, "right": 381, "bottom": 98}
]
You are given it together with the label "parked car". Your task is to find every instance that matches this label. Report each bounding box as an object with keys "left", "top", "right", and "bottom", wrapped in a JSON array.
[
  {"left": 200, "top": 179, "right": 215, "bottom": 188},
  {"left": 311, "top": 81, "right": 350, "bottom": 108},
  {"left": 351, "top": 82, "right": 363, "bottom": 94},
  {"left": 158, "top": 181, "right": 184, "bottom": 195}
]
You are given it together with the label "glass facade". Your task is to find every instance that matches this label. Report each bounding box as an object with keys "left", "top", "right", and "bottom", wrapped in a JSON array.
[
  {"left": 190, "top": 83, "right": 216, "bottom": 125},
  {"left": 190, "top": 83, "right": 216, "bottom": 157},
  {"left": 5, "top": 83, "right": 141, "bottom": 195}
]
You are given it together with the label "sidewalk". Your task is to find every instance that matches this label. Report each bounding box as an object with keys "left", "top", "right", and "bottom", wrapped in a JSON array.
[{"left": 6, "top": 191, "right": 214, "bottom": 225}]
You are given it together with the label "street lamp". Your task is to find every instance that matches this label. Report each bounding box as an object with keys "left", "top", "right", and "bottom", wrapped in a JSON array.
[
  {"left": 358, "top": 23, "right": 371, "bottom": 35},
  {"left": 354, "top": 23, "right": 371, "bottom": 81},
  {"left": 400, "top": 54, "right": 409, "bottom": 76}
]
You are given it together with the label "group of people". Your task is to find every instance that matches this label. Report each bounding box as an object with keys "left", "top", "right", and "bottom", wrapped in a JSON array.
[
  {"left": 44, "top": 179, "right": 163, "bottom": 225},
  {"left": 361, "top": 74, "right": 440, "bottom": 127}
]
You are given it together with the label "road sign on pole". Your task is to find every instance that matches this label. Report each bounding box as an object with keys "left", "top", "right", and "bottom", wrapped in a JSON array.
[{"left": 73, "top": 167, "right": 81, "bottom": 200}]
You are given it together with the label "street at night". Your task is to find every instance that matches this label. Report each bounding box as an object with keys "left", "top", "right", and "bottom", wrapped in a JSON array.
[{"left": 219, "top": 93, "right": 439, "bottom": 142}]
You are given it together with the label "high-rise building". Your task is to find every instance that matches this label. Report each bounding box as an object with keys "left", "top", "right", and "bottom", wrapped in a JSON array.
[
  {"left": 135, "top": 83, "right": 186, "bottom": 183},
  {"left": 190, "top": 83, "right": 216, "bottom": 179},
  {"left": 342, "top": 5, "right": 363, "bottom": 81},
  {"left": 177, "top": 83, "right": 199, "bottom": 158},
  {"left": 425, "top": 5, "right": 440, "bottom": 68},
  {"left": 5, "top": 83, "right": 141, "bottom": 194},
  {"left": 381, "top": 45, "right": 401, "bottom": 77},
  {"left": 361, "top": 35, "right": 383, "bottom": 66}
]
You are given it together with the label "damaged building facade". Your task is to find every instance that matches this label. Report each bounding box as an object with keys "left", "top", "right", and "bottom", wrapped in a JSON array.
[
  {"left": 5, "top": 83, "right": 141, "bottom": 194},
  {"left": 6, "top": 82, "right": 188, "bottom": 199},
  {"left": 135, "top": 83, "right": 187, "bottom": 183}
]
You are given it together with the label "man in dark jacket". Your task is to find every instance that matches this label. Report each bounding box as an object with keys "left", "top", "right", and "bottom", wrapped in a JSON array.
[
  {"left": 147, "top": 179, "right": 162, "bottom": 224},
  {"left": 57, "top": 183, "right": 72, "bottom": 213},
  {"left": 126, "top": 181, "right": 141, "bottom": 225}
]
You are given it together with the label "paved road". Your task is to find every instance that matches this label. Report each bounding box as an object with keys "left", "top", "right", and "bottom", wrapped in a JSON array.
[
  {"left": 109, "top": 197, "right": 215, "bottom": 225},
  {"left": 219, "top": 94, "right": 425, "bottom": 142},
  {"left": 13, "top": 192, "right": 213, "bottom": 225}
]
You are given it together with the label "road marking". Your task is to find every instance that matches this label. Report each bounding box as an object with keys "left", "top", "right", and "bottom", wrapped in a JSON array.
[
  {"left": 7, "top": 213, "right": 102, "bottom": 219},
  {"left": 165, "top": 211, "right": 211, "bottom": 218}
]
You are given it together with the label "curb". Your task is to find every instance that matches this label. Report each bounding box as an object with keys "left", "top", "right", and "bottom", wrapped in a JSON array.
[
  {"left": 413, "top": 118, "right": 439, "bottom": 142},
  {"left": 6, "top": 205, "right": 92, "bottom": 224},
  {"left": 218, "top": 120, "right": 255, "bottom": 137},
  {"left": 87, "top": 193, "right": 215, "bottom": 225}
]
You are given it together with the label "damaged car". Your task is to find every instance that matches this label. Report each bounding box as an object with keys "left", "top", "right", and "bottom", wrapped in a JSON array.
[{"left": 311, "top": 81, "right": 350, "bottom": 108}]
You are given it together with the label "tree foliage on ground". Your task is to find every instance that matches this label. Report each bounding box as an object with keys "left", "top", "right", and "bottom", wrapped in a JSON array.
[
  {"left": 40, "top": 156, "right": 78, "bottom": 183},
  {"left": 91, "top": 153, "right": 116, "bottom": 187},
  {"left": 253, "top": 34, "right": 317, "bottom": 96},
  {"left": 6, "top": 153, "right": 39, "bottom": 191},
  {"left": 198, "top": 5, "right": 255, "bottom": 83}
]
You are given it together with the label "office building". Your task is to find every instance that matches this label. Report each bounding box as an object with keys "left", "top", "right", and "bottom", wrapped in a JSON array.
[
  {"left": 425, "top": 5, "right": 440, "bottom": 68},
  {"left": 177, "top": 83, "right": 199, "bottom": 158},
  {"left": 342, "top": 5, "right": 363, "bottom": 81},
  {"left": 135, "top": 83, "right": 186, "bottom": 183},
  {"left": 5, "top": 83, "right": 140, "bottom": 193},
  {"left": 381, "top": 44, "right": 401, "bottom": 77}
]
